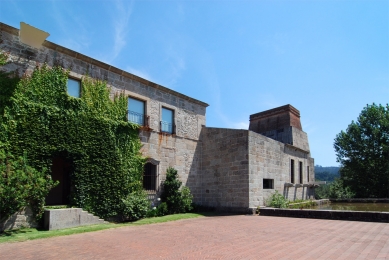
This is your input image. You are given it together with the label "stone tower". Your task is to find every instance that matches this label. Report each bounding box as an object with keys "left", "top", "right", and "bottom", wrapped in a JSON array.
[{"left": 249, "top": 104, "right": 310, "bottom": 153}]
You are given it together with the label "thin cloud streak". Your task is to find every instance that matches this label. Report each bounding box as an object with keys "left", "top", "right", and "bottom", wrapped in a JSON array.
[{"left": 110, "top": 0, "right": 133, "bottom": 62}]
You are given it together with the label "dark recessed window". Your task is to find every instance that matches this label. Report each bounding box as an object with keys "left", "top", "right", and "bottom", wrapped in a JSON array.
[
  {"left": 161, "top": 107, "right": 174, "bottom": 134},
  {"left": 299, "top": 161, "right": 303, "bottom": 184},
  {"left": 128, "top": 97, "right": 145, "bottom": 125},
  {"left": 263, "top": 179, "right": 274, "bottom": 189},
  {"left": 143, "top": 162, "right": 157, "bottom": 191},
  {"left": 307, "top": 166, "right": 310, "bottom": 183},
  {"left": 291, "top": 159, "right": 295, "bottom": 184},
  {"left": 67, "top": 78, "right": 81, "bottom": 98}
]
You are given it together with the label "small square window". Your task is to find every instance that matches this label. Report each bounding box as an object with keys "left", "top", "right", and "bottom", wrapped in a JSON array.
[
  {"left": 263, "top": 179, "right": 274, "bottom": 189},
  {"left": 128, "top": 97, "right": 145, "bottom": 125},
  {"left": 67, "top": 78, "right": 81, "bottom": 98},
  {"left": 161, "top": 107, "right": 174, "bottom": 134}
]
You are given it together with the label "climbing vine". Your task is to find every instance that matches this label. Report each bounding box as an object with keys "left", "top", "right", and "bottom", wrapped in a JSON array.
[{"left": 0, "top": 64, "right": 145, "bottom": 219}]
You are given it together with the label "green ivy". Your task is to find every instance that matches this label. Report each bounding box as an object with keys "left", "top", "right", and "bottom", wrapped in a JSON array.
[
  {"left": 0, "top": 65, "right": 145, "bottom": 219},
  {"left": 0, "top": 150, "right": 57, "bottom": 221}
]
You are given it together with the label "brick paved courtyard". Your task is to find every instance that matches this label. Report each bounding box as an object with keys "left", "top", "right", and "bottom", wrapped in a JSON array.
[{"left": 1, "top": 215, "right": 389, "bottom": 259}]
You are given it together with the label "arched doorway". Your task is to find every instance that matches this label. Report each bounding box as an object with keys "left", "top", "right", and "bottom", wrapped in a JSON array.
[
  {"left": 45, "top": 156, "right": 72, "bottom": 205},
  {"left": 143, "top": 159, "right": 159, "bottom": 191}
]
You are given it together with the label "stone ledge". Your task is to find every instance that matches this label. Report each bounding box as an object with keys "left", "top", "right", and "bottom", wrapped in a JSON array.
[
  {"left": 44, "top": 208, "right": 107, "bottom": 230},
  {"left": 259, "top": 207, "right": 389, "bottom": 223}
]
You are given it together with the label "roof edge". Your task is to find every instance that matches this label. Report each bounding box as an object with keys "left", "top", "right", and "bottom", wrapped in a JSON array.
[{"left": 0, "top": 22, "right": 209, "bottom": 108}]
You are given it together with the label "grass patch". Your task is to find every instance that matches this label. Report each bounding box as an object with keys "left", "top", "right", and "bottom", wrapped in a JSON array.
[
  {"left": 288, "top": 200, "right": 317, "bottom": 209},
  {"left": 0, "top": 213, "right": 210, "bottom": 243}
]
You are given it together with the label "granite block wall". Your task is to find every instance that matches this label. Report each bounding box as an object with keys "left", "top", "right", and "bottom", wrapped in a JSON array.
[
  {"left": 199, "top": 127, "right": 250, "bottom": 210},
  {"left": 0, "top": 23, "right": 208, "bottom": 203}
]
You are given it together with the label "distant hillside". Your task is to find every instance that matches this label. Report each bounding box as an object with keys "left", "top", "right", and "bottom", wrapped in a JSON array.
[{"left": 314, "top": 165, "right": 340, "bottom": 182}]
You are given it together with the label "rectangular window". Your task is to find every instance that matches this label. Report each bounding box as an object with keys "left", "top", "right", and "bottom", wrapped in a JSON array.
[
  {"left": 307, "top": 166, "right": 310, "bottom": 183},
  {"left": 128, "top": 97, "right": 145, "bottom": 125},
  {"left": 161, "top": 107, "right": 174, "bottom": 134},
  {"left": 67, "top": 78, "right": 81, "bottom": 98},
  {"left": 263, "top": 179, "right": 274, "bottom": 189},
  {"left": 299, "top": 161, "right": 303, "bottom": 184},
  {"left": 290, "top": 159, "right": 295, "bottom": 183}
]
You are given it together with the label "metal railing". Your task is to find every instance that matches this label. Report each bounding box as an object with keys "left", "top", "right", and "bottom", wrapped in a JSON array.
[
  {"left": 160, "top": 121, "right": 174, "bottom": 134},
  {"left": 128, "top": 111, "right": 144, "bottom": 125}
]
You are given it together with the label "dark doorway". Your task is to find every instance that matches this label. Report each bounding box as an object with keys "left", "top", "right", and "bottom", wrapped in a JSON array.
[
  {"left": 45, "top": 156, "right": 72, "bottom": 205},
  {"left": 143, "top": 162, "right": 157, "bottom": 191}
]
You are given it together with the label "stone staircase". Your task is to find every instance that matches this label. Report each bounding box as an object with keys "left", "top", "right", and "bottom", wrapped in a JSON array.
[{"left": 44, "top": 208, "right": 108, "bottom": 230}]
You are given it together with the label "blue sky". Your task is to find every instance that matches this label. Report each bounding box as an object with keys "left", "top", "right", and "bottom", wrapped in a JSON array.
[{"left": 1, "top": 0, "right": 388, "bottom": 166}]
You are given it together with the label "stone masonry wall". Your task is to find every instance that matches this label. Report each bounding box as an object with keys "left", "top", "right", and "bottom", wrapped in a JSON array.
[
  {"left": 0, "top": 207, "right": 37, "bottom": 232},
  {"left": 0, "top": 23, "right": 208, "bottom": 202},
  {"left": 248, "top": 131, "right": 315, "bottom": 207},
  {"left": 199, "top": 127, "right": 250, "bottom": 211}
]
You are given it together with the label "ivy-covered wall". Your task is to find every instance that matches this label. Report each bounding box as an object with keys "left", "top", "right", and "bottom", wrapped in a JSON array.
[{"left": 0, "top": 64, "right": 145, "bottom": 219}]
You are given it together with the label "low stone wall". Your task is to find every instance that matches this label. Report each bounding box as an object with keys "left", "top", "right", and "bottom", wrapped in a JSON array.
[
  {"left": 44, "top": 208, "right": 106, "bottom": 230},
  {"left": 0, "top": 207, "right": 38, "bottom": 232},
  {"left": 260, "top": 208, "right": 389, "bottom": 223},
  {"left": 330, "top": 198, "right": 389, "bottom": 203}
]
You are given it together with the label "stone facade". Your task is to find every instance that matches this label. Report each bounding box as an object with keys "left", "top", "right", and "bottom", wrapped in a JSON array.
[
  {"left": 0, "top": 22, "right": 207, "bottom": 203},
  {"left": 198, "top": 126, "right": 315, "bottom": 211},
  {"left": 0, "top": 22, "right": 316, "bottom": 216}
]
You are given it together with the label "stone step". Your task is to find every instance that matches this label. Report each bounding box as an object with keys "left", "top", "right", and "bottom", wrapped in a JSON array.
[{"left": 44, "top": 208, "right": 109, "bottom": 230}]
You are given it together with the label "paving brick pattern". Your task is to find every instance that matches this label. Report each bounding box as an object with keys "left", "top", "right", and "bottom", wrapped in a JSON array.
[{"left": 1, "top": 215, "right": 389, "bottom": 259}]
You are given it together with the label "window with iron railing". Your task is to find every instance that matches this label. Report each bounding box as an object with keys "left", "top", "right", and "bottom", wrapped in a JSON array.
[
  {"left": 161, "top": 107, "right": 174, "bottom": 134},
  {"left": 128, "top": 97, "right": 145, "bottom": 125}
]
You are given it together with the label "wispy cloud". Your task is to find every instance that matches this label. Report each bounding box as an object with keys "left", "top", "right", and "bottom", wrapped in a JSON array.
[
  {"left": 260, "top": 94, "right": 283, "bottom": 110},
  {"left": 163, "top": 44, "right": 186, "bottom": 88},
  {"left": 230, "top": 121, "right": 249, "bottom": 130},
  {"left": 49, "top": 1, "right": 91, "bottom": 52},
  {"left": 110, "top": 0, "right": 133, "bottom": 62},
  {"left": 126, "top": 66, "right": 153, "bottom": 82},
  {"left": 258, "top": 32, "right": 302, "bottom": 56}
]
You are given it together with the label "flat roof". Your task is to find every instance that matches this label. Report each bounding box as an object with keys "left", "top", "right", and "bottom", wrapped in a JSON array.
[{"left": 250, "top": 104, "right": 300, "bottom": 120}]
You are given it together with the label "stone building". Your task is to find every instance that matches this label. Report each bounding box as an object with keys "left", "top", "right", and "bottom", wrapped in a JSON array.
[{"left": 0, "top": 22, "right": 315, "bottom": 213}]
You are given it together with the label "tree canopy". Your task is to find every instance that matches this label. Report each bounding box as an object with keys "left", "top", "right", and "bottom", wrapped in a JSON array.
[{"left": 334, "top": 103, "right": 389, "bottom": 198}]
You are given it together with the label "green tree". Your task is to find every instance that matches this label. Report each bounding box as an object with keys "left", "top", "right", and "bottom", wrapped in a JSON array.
[
  {"left": 334, "top": 103, "right": 389, "bottom": 198},
  {"left": 161, "top": 167, "right": 193, "bottom": 214},
  {"left": 0, "top": 150, "right": 57, "bottom": 221}
]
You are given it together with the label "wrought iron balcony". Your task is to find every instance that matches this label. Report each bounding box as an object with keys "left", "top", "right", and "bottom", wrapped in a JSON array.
[
  {"left": 160, "top": 121, "right": 174, "bottom": 134},
  {"left": 128, "top": 110, "right": 145, "bottom": 125}
]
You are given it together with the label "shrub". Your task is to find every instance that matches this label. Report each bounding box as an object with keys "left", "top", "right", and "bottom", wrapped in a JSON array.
[
  {"left": 0, "top": 150, "right": 57, "bottom": 221},
  {"left": 161, "top": 167, "right": 193, "bottom": 214},
  {"left": 156, "top": 202, "right": 168, "bottom": 216},
  {"left": 328, "top": 178, "right": 355, "bottom": 199},
  {"left": 267, "top": 191, "right": 289, "bottom": 208},
  {"left": 121, "top": 190, "right": 150, "bottom": 221}
]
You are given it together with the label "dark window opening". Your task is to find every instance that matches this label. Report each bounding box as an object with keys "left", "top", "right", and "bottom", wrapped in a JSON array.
[
  {"left": 307, "top": 166, "right": 310, "bottom": 183},
  {"left": 291, "top": 159, "right": 295, "bottom": 184},
  {"left": 143, "top": 162, "right": 157, "bottom": 191},
  {"left": 263, "top": 179, "right": 274, "bottom": 189},
  {"left": 128, "top": 97, "right": 145, "bottom": 125},
  {"left": 67, "top": 78, "right": 81, "bottom": 98},
  {"left": 299, "top": 161, "right": 303, "bottom": 184}
]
